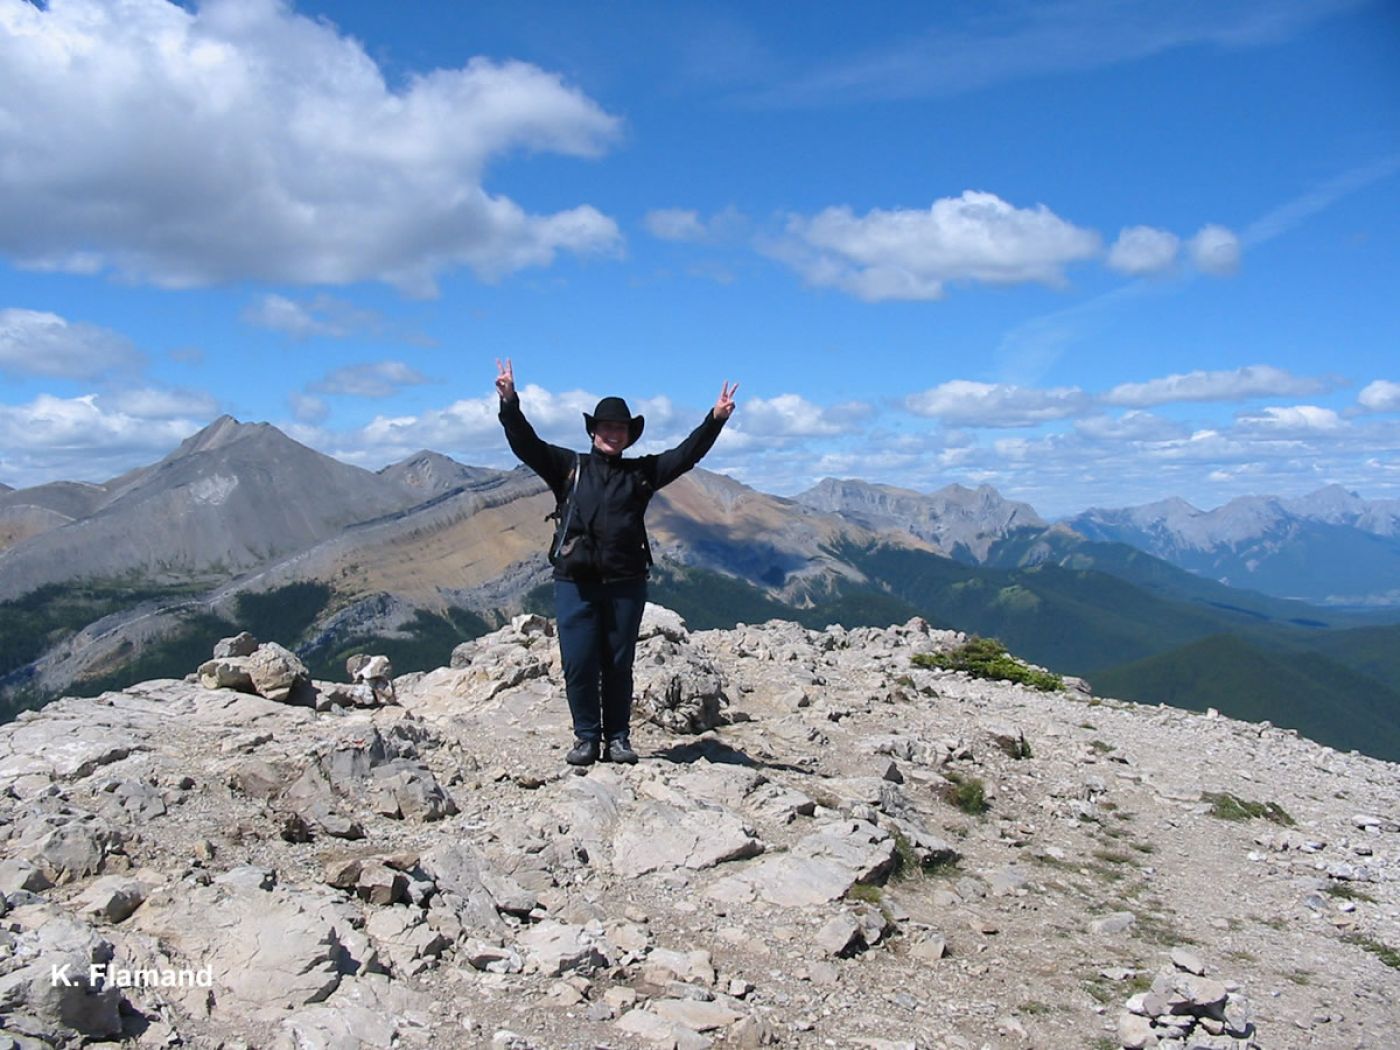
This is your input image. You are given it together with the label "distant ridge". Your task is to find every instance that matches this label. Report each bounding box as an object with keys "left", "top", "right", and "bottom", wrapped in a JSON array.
[
  {"left": 0, "top": 416, "right": 409, "bottom": 601},
  {"left": 795, "top": 478, "right": 1044, "bottom": 560},
  {"left": 1064, "top": 486, "right": 1400, "bottom": 606}
]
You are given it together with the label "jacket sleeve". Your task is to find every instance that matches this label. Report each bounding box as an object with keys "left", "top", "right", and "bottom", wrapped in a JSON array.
[
  {"left": 645, "top": 410, "right": 727, "bottom": 489},
  {"left": 498, "top": 396, "right": 573, "bottom": 495}
]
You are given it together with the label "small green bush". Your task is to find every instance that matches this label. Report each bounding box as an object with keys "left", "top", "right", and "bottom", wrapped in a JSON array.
[
  {"left": 1324, "top": 882, "right": 1376, "bottom": 903},
  {"left": 1202, "top": 792, "right": 1296, "bottom": 826},
  {"left": 891, "top": 830, "right": 959, "bottom": 880},
  {"left": 911, "top": 636, "right": 1062, "bottom": 692},
  {"left": 846, "top": 882, "right": 883, "bottom": 904},
  {"left": 1347, "top": 934, "right": 1400, "bottom": 970},
  {"left": 940, "top": 771, "right": 989, "bottom": 816}
]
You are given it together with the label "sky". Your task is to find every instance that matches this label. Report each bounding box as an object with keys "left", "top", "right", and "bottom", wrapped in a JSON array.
[{"left": 0, "top": 0, "right": 1397, "bottom": 517}]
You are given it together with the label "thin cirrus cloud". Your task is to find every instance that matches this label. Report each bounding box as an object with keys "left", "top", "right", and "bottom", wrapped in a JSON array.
[
  {"left": 0, "top": 308, "right": 144, "bottom": 380},
  {"left": 1102, "top": 365, "right": 1331, "bottom": 407},
  {"left": 747, "top": 0, "right": 1360, "bottom": 108},
  {"left": 0, "top": 0, "right": 623, "bottom": 295},
  {"left": 768, "top": 191, "right": 1103, "bottom": 302}
]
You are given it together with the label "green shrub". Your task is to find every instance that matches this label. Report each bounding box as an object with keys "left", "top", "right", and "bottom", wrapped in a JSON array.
[
  {"left": 940, "top": 771, "right": 989, "bottom": 816},
  {"left": 1346, "top": 934, "right": 1400, "bottom": 970},
  {"left": 891, "top": 830, "right": 959, "bottom": 880},
  {"left": 846, "top": 882, "right": 883, "bottom": 904},
  {"left": 1202, "top": 792, "right": 1295, "bottom": 826},
  {"left": 911, "top": 636, "right": 1062, "bottom": 692}
]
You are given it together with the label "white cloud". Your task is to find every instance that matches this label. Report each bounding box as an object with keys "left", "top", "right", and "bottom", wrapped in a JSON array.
[
  {"left": 0, "top": 0, "right": 622, "bottom": 293},
  {"left": 1358, "top": 379, "right": 1400, "bottom": 413},
  {"left": 241, "top": 294, "right": 379, "bottom": 339},
  {"left": 310, "top": 361, "right": 431, "bottom": 398},
  {"left": 1188, "top": 224, "right": 1241, "bottom": 276},
  {"left": 1106, "top": 225, "right": 1180, "bottom": 276},
  {"left": 645, "top": 209, "right": 708, "bottom": 242},
  {"left": 0, "top": 393, "right": 204, "bottom": 486},
  {"left": 102, "top": 386, "right": 220, "bottom": 420},
  {"left": 0, "top": 308, "right": 143, "bottom": 379},
  {"left": 290, "top": 393, "right": 329, "bottom": 425},
  {"left": 751, "top": 1, "right": 1359, "bottom": 108},
  {"left": 770, "top": 191, "right": 1101, "bottom": 302},
  {"left": 1074, "top": 411, "right": 1189, "bottom": 442},
  {"left": 1102, "top": 365, "right": 1328, "bottom": 407},
  {"left": 904, "top": 380, "right": 1090, "bottom": 427},
  {"left": 1235, "top": 405, "right": 1347, "bottom": 435},
  {"left": 736, "top": 394, "right": 872, "bottom": 437},
  {"left": 644, "top": 205, "right": 747, "bottom": 244}
]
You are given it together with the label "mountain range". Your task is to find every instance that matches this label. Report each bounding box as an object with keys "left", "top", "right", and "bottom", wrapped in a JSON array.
[
  {"left": 1063, "top": 489, "right": 1400, "bottom": 607},
  {"left": 2, "top": 416, "right": 1399, "bottom": 759}
]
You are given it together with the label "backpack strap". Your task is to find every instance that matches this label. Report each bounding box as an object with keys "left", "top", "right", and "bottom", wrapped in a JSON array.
[{"left": 550, "top": 453, "right": 582, "bottom": 561}]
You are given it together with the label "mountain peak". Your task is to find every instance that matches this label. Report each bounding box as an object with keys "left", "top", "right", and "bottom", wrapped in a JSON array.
[{"left": 172, "top": 415, "right": 278, "bottom": 458}]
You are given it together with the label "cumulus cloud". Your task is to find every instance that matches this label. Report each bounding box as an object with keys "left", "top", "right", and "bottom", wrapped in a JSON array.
[
  {"left": 769, "top": 191, "right": 1101, "bottom": 301},
  {"left": 1106, "top": 225, "right": 1180, "bottom": 276},
  {"left": 1235, "top": 405, "right": 1347, "bottom": 435},
  {"left": 310, "top": 361, "right": 431, "bottom": 398},
  {"left": 0, "top": 0, "right": 622, "bottom": 293},
  {"left": 0, "top": 393, "right": 204, "bottom": 486},
  {"left": 1188, "top": 224, "right": 1241, "bottom": 276},
  {"left": 0, "top": 308, "right": 144, "bottom": 380},
  {"left": 1358, "top": 380, "right": 1400, "bottom": 413},
  {"left": 1102, "top": 365, "right": 1329, "bottom": 407},
  {"left": 736, "top": 394, "right": 872, "bottom": 437},
  {"left": 904, "top": 380, "right": 1090, "bottom": 427}
]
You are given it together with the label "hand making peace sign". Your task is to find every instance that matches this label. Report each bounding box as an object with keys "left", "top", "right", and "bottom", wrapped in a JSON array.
[
  {"left": 713, "top": 380, "right": 739, "bottom": 421},
  {"left": 495, "top": 358, "right": 516, "bottom": 402}
]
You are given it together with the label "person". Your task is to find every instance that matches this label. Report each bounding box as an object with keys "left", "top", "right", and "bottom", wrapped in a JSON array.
[{"left": 495, "top": 358, "right": 738, "bottom": 765}]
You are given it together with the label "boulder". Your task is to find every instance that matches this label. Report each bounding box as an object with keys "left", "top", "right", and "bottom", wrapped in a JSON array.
[{"left": 248, "top": 642, "right": 311, "bottom": 703}]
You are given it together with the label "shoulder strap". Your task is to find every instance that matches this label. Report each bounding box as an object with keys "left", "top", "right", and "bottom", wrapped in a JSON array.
[{"left": 551, "top": 453, "right": 583, "bottom": 561}]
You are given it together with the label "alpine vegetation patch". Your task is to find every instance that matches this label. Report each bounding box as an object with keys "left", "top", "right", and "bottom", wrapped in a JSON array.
[{"left": 911, "top": 636, "right": 1063, "bottom": 692}]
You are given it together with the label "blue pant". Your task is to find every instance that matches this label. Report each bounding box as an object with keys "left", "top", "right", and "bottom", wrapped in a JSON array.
[{"left": 554, "top": 578, "right": 647, "bottom": 742}]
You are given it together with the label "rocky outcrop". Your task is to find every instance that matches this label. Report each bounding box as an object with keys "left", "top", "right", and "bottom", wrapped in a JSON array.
[{"left": 1, "top": 607, "right": 1397, "bottom": 1048}]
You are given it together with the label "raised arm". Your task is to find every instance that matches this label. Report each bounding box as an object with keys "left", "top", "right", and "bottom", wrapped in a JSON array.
[
  {"left": 647, "top": 381, "right": 738, "bottom": 488},
  {"left": 495, "top": 358, "right": 572, "bottom": 493}
]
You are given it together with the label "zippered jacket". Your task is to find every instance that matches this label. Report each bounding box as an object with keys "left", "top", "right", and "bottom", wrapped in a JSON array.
[{"left": 498, "top": 396, "right": 727, "bottom": 581}]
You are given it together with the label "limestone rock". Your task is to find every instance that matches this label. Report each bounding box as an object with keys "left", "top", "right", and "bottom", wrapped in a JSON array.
[{"left": 247, "top": 642, "right": 311, "bottom": 703}]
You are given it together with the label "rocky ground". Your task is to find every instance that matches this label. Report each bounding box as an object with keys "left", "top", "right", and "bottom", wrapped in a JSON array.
[{"left": 1, "top": 607, "right": 1396, "bottom": 1050}]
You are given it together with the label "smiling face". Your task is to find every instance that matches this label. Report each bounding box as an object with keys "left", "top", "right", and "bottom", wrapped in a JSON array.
[{"left": 591, "top": 420, "right": 630, "bottom": 455}]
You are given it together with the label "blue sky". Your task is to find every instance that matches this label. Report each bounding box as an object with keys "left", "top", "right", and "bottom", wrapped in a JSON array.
[{"left": 0, "top": 0, "right": 1396, "bottom": 516}]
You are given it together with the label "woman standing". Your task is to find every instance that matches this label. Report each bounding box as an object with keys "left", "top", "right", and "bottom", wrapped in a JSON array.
[{"left": 495, "top": 359, "right": 738, "bottom": 765}]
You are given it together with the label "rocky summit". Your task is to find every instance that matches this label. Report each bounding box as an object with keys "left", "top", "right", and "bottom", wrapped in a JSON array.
[{"left": 1, "top": 609, "right": 1396, "bottom": 1050}]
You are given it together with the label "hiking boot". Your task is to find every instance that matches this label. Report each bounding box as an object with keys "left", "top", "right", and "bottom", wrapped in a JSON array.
[
  {"left": 566, "top": 738, "right": 600, "bottom": 766},
  {"left": 605, "top": 736, "right": 638, "bottom": 764}
]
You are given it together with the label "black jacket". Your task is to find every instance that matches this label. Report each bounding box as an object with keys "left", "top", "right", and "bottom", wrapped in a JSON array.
[{"left": 498, "top": 396, "right": 727, "bottom": 581}]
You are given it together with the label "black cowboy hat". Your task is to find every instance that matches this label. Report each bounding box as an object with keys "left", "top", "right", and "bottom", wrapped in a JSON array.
[{"left": 583, "top": 396, "right": 645, "bottom": 447}]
